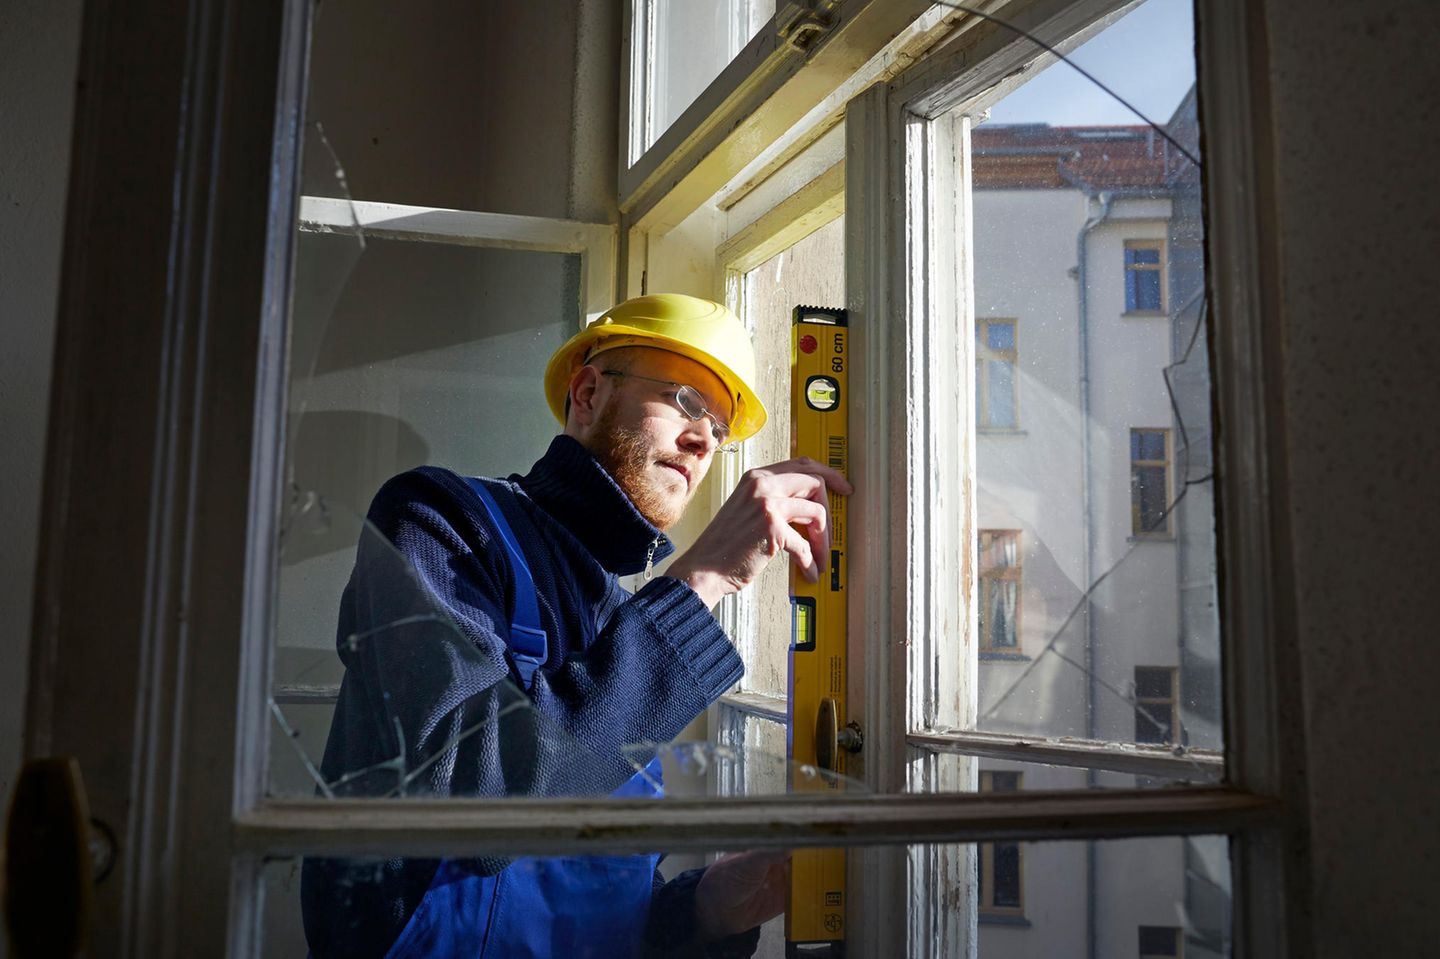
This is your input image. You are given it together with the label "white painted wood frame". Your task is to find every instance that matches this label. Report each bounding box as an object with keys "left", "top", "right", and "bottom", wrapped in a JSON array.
[
  {"left": 296, "top": 196, "right": 616, "bottom": 326},
  {"left": 619, "top": 0, "right": 999, "bottom": 233}
]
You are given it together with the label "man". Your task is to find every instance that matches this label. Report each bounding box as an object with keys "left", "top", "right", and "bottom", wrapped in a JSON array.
[{"left": 302, "top": 294, "right": 851, "bottom": 957}]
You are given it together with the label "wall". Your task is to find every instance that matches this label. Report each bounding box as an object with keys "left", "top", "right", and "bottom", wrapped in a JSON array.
[
  {"left": 0, "top": 0, "right": 83, "bottom": 813},
  {"left": 1261, "top": 0, "right": 1440, "bottom": 952}
]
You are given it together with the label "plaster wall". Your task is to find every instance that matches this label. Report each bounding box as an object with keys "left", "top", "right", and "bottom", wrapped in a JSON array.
[
  {"left": 1261, "top": 0, "right": 1440, "bottom": 951},
  {"left": 1094, "top": 835, "right": 1189, "bottom": 956},
  {"left": 0, "top": 0, "right": 83, "bottom": 817},
  {"left": 976, "top": 834, "right": 1088, "bottom": 958}
]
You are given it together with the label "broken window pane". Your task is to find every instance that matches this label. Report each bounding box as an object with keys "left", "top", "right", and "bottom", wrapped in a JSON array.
[
  {"left": 260, "top": 834, "right": 1231, "bottom": 957},
  {"left": 961, "top": 0, "right": 1223, "bottom": 767},
  {"left": 270, "top": 478, "right": 868, "bottom": 803}
]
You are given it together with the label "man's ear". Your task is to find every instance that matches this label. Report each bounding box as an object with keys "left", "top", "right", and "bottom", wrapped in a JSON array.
[{"left": 566, "top": 365, "right": 604, "bottom": 430}]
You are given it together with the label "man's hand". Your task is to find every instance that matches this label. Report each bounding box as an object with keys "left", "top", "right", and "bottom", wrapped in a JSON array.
[
  {"left": 694, "top": 850, "right": 790, "bottom": 941},
  {"left": 667, "top": 458, "right": 853, "bottom": 609}
]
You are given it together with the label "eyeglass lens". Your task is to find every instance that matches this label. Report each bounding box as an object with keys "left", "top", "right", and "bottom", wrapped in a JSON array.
[{"left": 673, "top": 386, "right": 728, "bottom": 444}]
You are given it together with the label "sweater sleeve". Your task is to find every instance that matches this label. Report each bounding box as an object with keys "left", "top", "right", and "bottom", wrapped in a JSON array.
[{"left": 317, "top": 467, "right": 743, "bottom": 802}]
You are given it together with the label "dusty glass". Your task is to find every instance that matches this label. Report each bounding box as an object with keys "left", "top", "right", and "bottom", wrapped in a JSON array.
[
  {"left": 948, "top": 0, "right": 1222, "bottom": 790},
  {"left": 260, "top": 834, "right": 1231, "bottom": 957}
]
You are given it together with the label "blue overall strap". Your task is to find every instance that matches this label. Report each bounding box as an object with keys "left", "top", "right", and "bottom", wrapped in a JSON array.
[{"left": 465, "top": 477, "right": 547, "bottom": 690}]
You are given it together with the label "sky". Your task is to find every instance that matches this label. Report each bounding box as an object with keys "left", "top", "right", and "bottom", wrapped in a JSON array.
[{"left": 984, "top": 0, "right": 1196, "bottom": 128}]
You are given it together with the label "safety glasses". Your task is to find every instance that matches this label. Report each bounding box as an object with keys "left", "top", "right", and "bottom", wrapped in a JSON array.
[{"left": 600, "top": 370, "right": 739, "bottom": 453}]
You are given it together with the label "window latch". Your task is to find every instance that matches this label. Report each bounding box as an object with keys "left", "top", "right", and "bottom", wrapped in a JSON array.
[{"left": 776, "top": 0, "right": 839, "bottom": 52}]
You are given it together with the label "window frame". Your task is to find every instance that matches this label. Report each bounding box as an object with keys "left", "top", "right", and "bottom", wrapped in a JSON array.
[
  {"left": 1130, "top": 426, "right": 1174, "bottom": 537},
  {"left": 617, "top": 0, "right": 983, "bottom": 236},
  {"left": 976, "top": 317, "right": 1020, "bottom": 431},
  {"left": 977, "top": 529, "right": 1023, "bottom": 654},
  {"left": 977, "top": 770, "right": 1026, "bottom": 918},
  {"left": 1133, "top": 665, "right": 1181, "bottom": 745},
  {"left": 626, "top": 0, "right": 777, "bottom": 167},
  {"left": 1124, "top": 237, "right": 1168, "bottom": 314},
  {"left": 26, "top": 0, "right": 1308, "bottom": 953},
  {"left": 853, "top": 0, "right": 1302, "bottom": 954}
]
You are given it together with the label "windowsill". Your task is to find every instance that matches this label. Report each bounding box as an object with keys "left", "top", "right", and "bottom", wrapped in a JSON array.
[
  {"left": 979, "top": 651, "right": 1031, "bottom": 662},
  {"left": 1122, "top": 309, "right": 1168, "bottom": 318},
  {"left": 1127, "top": 533, "right": 1176, "bottom": 543},
  {"left": 978, "top": 428, "right": 1028, "bottom": 436},
  {"left": 979, "top": 912, "right": 1031, "bottom": 927}
]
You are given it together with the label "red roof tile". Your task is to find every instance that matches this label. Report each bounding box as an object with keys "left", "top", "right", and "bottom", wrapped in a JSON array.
[{"left": 972, "top": 124, "right": 1192, "bottom": 190}]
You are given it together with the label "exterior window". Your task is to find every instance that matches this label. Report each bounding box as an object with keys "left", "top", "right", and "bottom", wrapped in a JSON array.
[
  {"left": 1124, "top": 239, "right": 1166, "bottom": 313},
  {"left": 1133, "top": 666, "right": 1179, "bottom": 745},
  {"left": 977, "top": 318, "right": 1018, "bottom": 429},
  {"left": 1130, "top": 428, "right": 1172, "bottom": 535},
  {"left": 979, "top": 771, "right": 1024, "bottom": 916},
  {"left": 1138, "top": 925, "right": 1184, "bottom": 958},
  {"left": 978, "top": 530, "right": 1021, "bottom": 652}
]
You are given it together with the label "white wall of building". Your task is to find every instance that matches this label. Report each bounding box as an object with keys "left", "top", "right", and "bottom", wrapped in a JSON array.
[
  {"left": 1083, "top": 209, "right": 1183, "bottom": 746},
  {"left": 973, "top": 180, "right": 1194, "bottom": 953},
  {"left": 973, "top": 187, "right": 1091, "bottom": 743}
]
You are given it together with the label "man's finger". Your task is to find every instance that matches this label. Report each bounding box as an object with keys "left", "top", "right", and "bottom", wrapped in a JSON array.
[
  {"left": 774, "top": 499, "right": 831, "bottom": 573},
  {"left": 777, "top": 525, "right": 819, "bottom": 581},
  {"left": 801, "top": 514, "right": 831, "bottom": 574},
  {"left": 744, "top": 469, "right": 832, "bottom": 503},
  {"left": 771, "top": 496, "right": 828, "bottom": 533},
  {"left": 764, "top": 457, "right": 853, "bottom": 495}
]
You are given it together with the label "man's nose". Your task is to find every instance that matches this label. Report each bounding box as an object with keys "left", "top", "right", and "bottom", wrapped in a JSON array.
[{"left": 678, "top": 417, "right": 716, "bottom": 455}]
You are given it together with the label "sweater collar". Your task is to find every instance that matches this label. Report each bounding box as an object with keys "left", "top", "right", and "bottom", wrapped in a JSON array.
[{"left": 517, "top": 435, "right": 675, "bottom": 576}]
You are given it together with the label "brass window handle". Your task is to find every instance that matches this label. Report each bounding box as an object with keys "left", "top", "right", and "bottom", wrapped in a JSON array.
[
  {"left": 4, "top": 757, "right": 114, "bottom": 958},
  {"left": 815, "top": 697, "right": 863, "bottom": 774}
]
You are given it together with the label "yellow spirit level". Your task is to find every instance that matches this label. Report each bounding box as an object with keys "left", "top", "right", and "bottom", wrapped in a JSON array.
[{"left": 787, "top": 305, "right": 851, "bottom": 957}]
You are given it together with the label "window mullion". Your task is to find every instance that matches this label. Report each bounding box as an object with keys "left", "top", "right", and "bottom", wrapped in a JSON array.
[
  {"left": 902, "top": 97, "right": 980, "bottom": 959},
  {"left": 844, "top": 78, "right": 909, "bottom": 959},
  {"left": 236, "top": 786, "right": 1279, "bottom": 858}
]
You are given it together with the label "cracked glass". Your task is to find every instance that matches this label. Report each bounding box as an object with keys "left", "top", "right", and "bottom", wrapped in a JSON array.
[
  {"left": 904, "top": 0, "right": 1227, "bottom": 794},
  {"left": 268, "top": 44, "right": 865, "bottom": 808}
]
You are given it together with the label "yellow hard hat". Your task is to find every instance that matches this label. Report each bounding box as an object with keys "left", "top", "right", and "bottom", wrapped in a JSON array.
[{"left": 544, "top": 294, "right": 769, "bottom": 443}]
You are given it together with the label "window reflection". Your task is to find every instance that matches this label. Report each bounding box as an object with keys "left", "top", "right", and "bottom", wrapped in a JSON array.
[{"left": 969, "top": 0, "right": 1220, "bottom": 767}]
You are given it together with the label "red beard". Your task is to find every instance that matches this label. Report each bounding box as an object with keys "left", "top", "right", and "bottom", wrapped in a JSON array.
[{"left": 589, "top": 407, "right": 693, "bottom": 531}]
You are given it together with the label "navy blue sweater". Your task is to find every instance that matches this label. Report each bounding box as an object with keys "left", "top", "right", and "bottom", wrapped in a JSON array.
[{"left": 301, "top": 436, "right": 754, "bottom": 957}]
